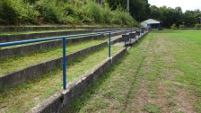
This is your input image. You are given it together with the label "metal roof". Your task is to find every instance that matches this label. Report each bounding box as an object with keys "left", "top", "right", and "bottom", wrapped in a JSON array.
[{"left": 141, "top": 18, "right": 160, "bottom": 24}]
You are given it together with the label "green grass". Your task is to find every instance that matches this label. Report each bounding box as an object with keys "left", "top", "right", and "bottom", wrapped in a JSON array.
[
  {"left": 62, "top": 30, "right": 201, "bottom": 113},
  {"left": 0, "top": 45, "right": 123, "bottom": 113},
  {"left": 167, "top": 30, "right": 201, "bottom": 112},
  {"left": 0, "top": 39, "right": 106, "bottom": 75},
  {"left": 142, "top": 104, "right": 161, "bottom": 113},
  {"left": 0, "top": 29, "right": 84, "bottom": 35},
  {"left": 165, "top": 100, "right": 177, "bottom": 107},
  {"left": 64, "top": 36, "right": 147, "bottom": 113}
]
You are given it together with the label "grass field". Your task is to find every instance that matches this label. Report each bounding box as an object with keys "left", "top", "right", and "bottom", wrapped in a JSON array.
[{"left": 64, "top": 30, "right": 201, "bottom": 113}]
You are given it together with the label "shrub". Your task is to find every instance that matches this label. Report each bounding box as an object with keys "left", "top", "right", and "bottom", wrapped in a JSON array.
[
  {"left": 82, "top": 1, "right": 104, "bottom": 23},
  {"left": 194, "top": 24, "right": 201, "bottom": 30},
  {"left": 179, "top": 25, "right": 185, "bottom": 30},
  {"left": 0, "top": 0, "right": 138, "bottom": 26},
  {"left": 112, "top": 7, "right": 137, "bottom": 26},
  {"left": 0, "top": 0, "right": 38, "bottom": 25},
  {"left": 171, "top": 23, "right": 177, "bottom": 30},
  {"left": 35, "top": 0, "right": 66, "bottom": 24},
  {"left": 102, "top": 3, "right": 112, "bottom": 24}
]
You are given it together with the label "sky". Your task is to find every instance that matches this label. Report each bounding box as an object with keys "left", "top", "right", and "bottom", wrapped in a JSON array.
[{"left": 148, "top": 0, "right": 201, "bottom": 12}]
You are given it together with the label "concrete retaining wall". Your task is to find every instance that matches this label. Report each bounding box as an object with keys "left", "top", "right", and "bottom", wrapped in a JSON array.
[
  {"left": 0, "top": 26, "right": 119, "bottom": 32},
  {"left": 27, "top": 31, "right": 148, "bottom": 113},
  {"left": 0, "top": 28, "right": 126, "bottom": 43},
  {"left": 0, "top": 30, "right": 91, "bottom": 43},
  {"left": 0, "top": 34, "right": 105, "bottom": 59},
  {"left": 29, "top": 48, "right": 127, "bottom": 113},
  {"left": 0, "top": 42, "right": 106, "bottom": 89},
  {"left": 0, "top": 31, "right": 124, "bottom": 59},
  {"left": 0, "top": 34, "right": 125, "bottom": 89}
]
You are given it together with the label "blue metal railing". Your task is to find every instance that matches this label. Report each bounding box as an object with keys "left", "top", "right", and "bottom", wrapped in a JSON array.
[{"left": 0, "top": 29, "right": 130, "bottom": 90}]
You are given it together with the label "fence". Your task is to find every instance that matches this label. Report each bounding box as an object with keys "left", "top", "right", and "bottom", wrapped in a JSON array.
[{"left": 0, "top": 29, "right": 132, "bottom": 90}]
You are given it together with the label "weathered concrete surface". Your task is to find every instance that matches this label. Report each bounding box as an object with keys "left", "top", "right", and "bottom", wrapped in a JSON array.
[
  {"left": 0, "top": 30, "right": 91, "bottom": 43},
  {"left": 0, "top": 31, "right": 124, "bottom": 59},
  {"left": 0, "top": 33, "right": 126, "bottom": 89},
  {"left": 0, "top": 28, "right": 127, "bottom": 43},
  {"left": 0, "top": 34, "right": 105, "bottom": 59},
  {"left": 114, "top": 31, "right": 149, "bottom": 47},
  {"left": 0, "top": 42, "right": 107, "bottom": 89},
  {"left": 28, "top": 48, "right": 127, "bottom": 113},
  {"left": 0, "top": 26, "right": 119, "bottom": 32},
  {"left": 28, "top": 31, "right": 147, "bottom": 113}
]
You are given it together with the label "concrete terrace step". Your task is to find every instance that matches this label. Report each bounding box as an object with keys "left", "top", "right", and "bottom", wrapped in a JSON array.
[
  {"left": 0, "top": 30, "right": 125, "bottom": 59},
  {"left": 30, "top": 32, "right": 149, "bottom": 113},
  {"left": 0, "top": 26, "right": 120, "bottom": 32},
  {"left": 0, "top": 44, "right": 124, "bottom": 113},
  {"left": 114, "top": 32, "right": 147, "bottom": 47},
  {"left": 0, "top": 29, "right": 98, "bottom": 43},
  {"left": 0, "top": 28, "right": 127, "bottom": 43},
  {"left": 0, "top": 33, "right": 127, "bottom": 90},
  {"left": 0, "top": 31, "right": 148, "bottom": 113}
]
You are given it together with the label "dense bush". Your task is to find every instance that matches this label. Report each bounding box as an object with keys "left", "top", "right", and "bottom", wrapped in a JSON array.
[
  {"left": 194, "top": 24, "right": 201, "bottom": 30},
  {"left": 0, "top": 0, "right": 38, "bottom": 24},
  {"left": 0, "top": 0, "right": 138, "bottom": 26},
  {"left": 179, "top": 25, "right": 185, "bottom": 30},
  {"left": 35, "top": 0, "right": 67, "bottom": 24},
  {"left": 171, "top": 23, "right": 177, "bottom": 30}
]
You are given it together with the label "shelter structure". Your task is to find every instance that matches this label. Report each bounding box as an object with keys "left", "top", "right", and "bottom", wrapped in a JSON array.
[{"left": 141, "top": 19, "right": 161, "bottom": 30}]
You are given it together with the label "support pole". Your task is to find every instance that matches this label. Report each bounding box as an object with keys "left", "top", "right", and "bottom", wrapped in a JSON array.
[
  {"left": 130, "top": 29, "right": 132, "bottom": 43},
  {"left": 62, "top": 38, "right": 67, "bottom": 90},
  {"left": 108, "top": 32, "right": 111, "bottom": 58},
  {"left": 127, "top": 0, "right": 129, "bottom": 12},
  {"left": 158, "top": 24, "right": 161, "bottom": 30},
  {"left": 124, "top": 31, "right": 127, "bottom": 47}
]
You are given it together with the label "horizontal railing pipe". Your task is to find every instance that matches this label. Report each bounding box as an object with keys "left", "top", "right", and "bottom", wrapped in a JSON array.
[{"left": 0, "top": 29, "right": 132, "bottom": 90}]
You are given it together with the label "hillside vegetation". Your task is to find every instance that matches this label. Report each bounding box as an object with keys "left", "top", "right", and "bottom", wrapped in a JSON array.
[{"left": 0, "top": 0, "right": 138, "bottom": 26}]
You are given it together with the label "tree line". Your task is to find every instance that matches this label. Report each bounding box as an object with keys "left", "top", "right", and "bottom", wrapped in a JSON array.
[
  {"left": 0, "top": 0, "right": 201, "bottom": 28},
  {"left": 106, "top": 0, "right": 201, "bottom": 28}
]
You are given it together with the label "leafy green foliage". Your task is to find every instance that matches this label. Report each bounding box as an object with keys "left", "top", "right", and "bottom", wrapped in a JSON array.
[
  {"left": 179, "top": 25, "right": 185, "bottom": 30},
  {"left": 106, "top": 0, "right": 150, "bottom": 22},
  {"left": 0, "top": 0, "right": 38, "bottom": 24},
  {"left": 0, "top": 0, "right": 137, "bottom": 26},
  {"left": 35, "top": 0, "right": 66, "bottom": 24},
  {"left": 194, "top": 24, "right": 201, "bottom": 30},
  {"left": 149, "top": 5, "right": 201, "bottom": 28},
  {"left": 171, "top": 23, "right": 177, "bottom": 30}
]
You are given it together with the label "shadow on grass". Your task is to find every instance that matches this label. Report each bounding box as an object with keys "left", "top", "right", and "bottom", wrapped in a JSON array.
[{"left": 121, "top": 33, "right": 153, "bottom": 111}]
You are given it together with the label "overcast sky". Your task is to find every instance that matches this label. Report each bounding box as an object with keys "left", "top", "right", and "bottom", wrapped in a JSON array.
[{"left": 148, "top": 0, "right": 201, "bottom": 12}]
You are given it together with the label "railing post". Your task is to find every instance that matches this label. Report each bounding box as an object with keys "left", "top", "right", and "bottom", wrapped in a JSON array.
[
  {"left": 62, "top": 37, "right": 67, "bottom": 90},
  {"left": 108, "top": 32, "right": 111, "bottom": 58},
  {"left": 124, "top": 31, "right": 126, "bottom": 47},
  {"left": 130, "top": 29, "right": 132, "bottom": 43}
]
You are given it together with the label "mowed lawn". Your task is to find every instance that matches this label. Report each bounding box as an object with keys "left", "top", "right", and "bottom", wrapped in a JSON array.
[{"left": 64, "top": 30, "right": 201, "bottom": 113}]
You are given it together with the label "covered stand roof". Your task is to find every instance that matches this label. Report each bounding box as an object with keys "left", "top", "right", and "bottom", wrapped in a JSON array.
[
  {"left": 141, "top": 19, "right": 160, "bottom": 24},
  {"left": 141, "top": 19, "right": 160, "bottom": 28}
]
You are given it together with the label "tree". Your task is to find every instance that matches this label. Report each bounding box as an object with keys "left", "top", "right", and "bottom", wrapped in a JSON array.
[
  {"left": 106, "top": 0, "right": 150, "bottom": 22},
  {"left": 106, "top": 0, "right": 126, "bottom": 10},
  {"left": 129, "top": 0, "right": 150, "bottom": 21}
]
